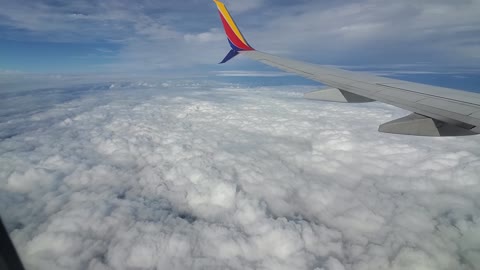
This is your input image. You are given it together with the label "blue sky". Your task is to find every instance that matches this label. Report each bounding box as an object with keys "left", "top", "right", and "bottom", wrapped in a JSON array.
[{"left": 1, "top": 0, "right": 480, "bottom": 77}]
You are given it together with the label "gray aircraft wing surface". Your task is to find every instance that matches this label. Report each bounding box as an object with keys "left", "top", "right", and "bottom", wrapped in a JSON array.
[{"left": 213, "top": 0, "right": 480, "bottom": 136}]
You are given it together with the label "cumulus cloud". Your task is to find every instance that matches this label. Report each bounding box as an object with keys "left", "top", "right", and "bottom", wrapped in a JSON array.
[{"left": 1, "top": 75, "right": 479, "bottom": 270}]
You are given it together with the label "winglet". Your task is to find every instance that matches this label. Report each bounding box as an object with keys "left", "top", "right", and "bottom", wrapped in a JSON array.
[
  {"left": 220, "top": 49, "right": 239, "bottom": 64},
  {"left": 213, "top": 0, "right": 254, "bottom": 63}
]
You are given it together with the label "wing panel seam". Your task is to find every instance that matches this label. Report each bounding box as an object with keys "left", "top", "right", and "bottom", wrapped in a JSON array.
[{"left": 377, "top": 83, "right": 480, "bottom": 110}]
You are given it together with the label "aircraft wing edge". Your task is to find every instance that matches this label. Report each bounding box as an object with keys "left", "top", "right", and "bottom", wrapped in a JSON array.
[{"left": 241, "top": 50, "right": 480, "bottom": 136}]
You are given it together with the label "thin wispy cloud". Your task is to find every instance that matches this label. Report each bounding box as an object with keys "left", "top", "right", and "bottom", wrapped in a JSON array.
[{"left": 215, "top": 70, "right": 291, "bottom": 77}]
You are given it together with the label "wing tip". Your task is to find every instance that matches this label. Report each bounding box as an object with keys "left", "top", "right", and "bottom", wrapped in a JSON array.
[
  {"left": 213, "top": 0, "right": 222, "bottom": 7},
  {"left": 213, "top": 0, "right": 254, "bottom": 54}
]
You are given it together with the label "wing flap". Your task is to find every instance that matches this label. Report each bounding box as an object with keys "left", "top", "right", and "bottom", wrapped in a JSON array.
[
  {"left": 379, "top": 113, "right": 477, "bottom": 137},
  {"left": 416, "top": 98, "right": 479, "bottom": 116},
  {"left": 470, "top": 111, "right": 480, "bottom": 119},
  {"left": 378, "top": 83, "right": 480, "bottom": 105},
  {"left": 304, "top": 88, "right": 374, "bottom": 103},
  {"left": 376, "top": 89, "right": 426, "bottom": 103}
]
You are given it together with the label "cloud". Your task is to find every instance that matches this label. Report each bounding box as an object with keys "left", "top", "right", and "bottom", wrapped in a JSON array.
[
  {"left": 1, "top": 75, "right": 479, "bottom": 270},
  {"left": 1, "top": 0, "right": 480, "bottom": 71},
  {"left": 223, "top": 0, "right": 265, "bottom": 13},
  {"left": 215, "top": 70, "right": 291, "bottom": 77},
  {"left": 0, "top": 70, "right": 22, "bottom": 76},
  {"left": 184, "top": 29, "right": 224, "bottom": 44}
]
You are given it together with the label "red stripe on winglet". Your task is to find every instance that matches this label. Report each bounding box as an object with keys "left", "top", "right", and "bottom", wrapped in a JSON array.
[{"left": 218, "top": 11, "right": 253, "bottom": 50}]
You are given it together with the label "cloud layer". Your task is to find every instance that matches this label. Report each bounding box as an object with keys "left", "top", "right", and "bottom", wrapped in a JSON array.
[
  {"left": 1, "top": 77, "right": 480, "bottom": 270},
  {"left": 1, "top": 0, "right": 480, "bottom": 71}
]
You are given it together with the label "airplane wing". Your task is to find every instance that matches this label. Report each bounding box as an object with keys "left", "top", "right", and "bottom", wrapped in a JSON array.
[
  {"left": 213, "top": 0, "right": 480, "bottom": 137},
  {"left": 0, "top": 218, "right": 26, "bottom": 270}
]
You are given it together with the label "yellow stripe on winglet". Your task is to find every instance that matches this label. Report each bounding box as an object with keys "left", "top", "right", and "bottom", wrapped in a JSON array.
[{"left": 213, "top": 0, "right": 249, "bottom": 46}]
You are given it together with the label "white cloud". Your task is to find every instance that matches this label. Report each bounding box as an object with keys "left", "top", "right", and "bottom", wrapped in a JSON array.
[
  {"left": 245, "top": 0, "right": 480, "bottom": 65},
  {"left": 1, "top": 76, "right": 479, "bottom": 270},
  {"left": 0, "top": 69, "right": 23, "bottom": 75},
  {"left": 215, "top": 70, "right": 291, "bottom": 77},
  {"left": 223, "top": 0, "right": 264, "bottom": 13},
  {"left": 184, "top": 29, "right": 224, "bottom": 43},
  {"left": 2, "top": 0, "right": 480, "bottom": 71}
]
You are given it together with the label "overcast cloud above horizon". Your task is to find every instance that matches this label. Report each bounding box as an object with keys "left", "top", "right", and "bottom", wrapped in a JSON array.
[{"left": 1, "top": 0, "right": 480, "bottom": 73}]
